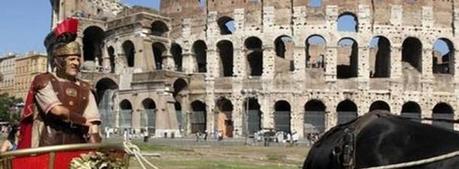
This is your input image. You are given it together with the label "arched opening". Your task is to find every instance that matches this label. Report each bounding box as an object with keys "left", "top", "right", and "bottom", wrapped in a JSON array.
[
  {"left": 274, "top": 100, "right": 291, "bottom": 133},
  {"left": 119, "top": 99, "right": 133, "bottom": 129},
  {"left": 304, "top": 100, "right": 326, "bottom": 137},
  {"left": 122, "top": 41, "right": 135, "bottom": 67},
  {"left": 306, "top": 35, "right": 326, "bottom": 69},
  {"left": 402, "top": 37, "right": 422, "bottom": 72},
  {"left": 369, "top": 100, "right": 390, "bottom": 111},
  {"left": 244, "top": 98, "right": 261, "bottom": 135},
  {"left": 151, "top": 21, "right": 169, "bottom": 37},
  {"left": 369, "top": 36, "right": 391, "bottom": 78},
  {"left": 192, "top": 40, "right": 207, "bottom": 73},
  {"left": 191, "top": 101, "right": 207, "bottom": 133},
  {"left": 216, "top": 97, "right": 234, "bottom": 138},
  {"left": 96, "top": 78, "right": 118, "bottom": 128},
  {"left": 171, "top": 43, "right": 183, "bottom": 71},
  {"left": 401, "top": 101, "right": 421, "bottom": 122},
  {"left": 308, "top": 0, "right": 322, "bottom": 7},
  {"left": 217, "top": 40, "right": 234, "bottom": 77},
  {"left": 153, "top": 42, "right": 166, "bottom": 70},
  {"left": 83, "top": 26, "right": 104, "bottom": 65},
  {"left": 337, "top": 38, "right": 358, "bottom": 79},
  {"left": 275, "top": 35, "right": 295, "bottom": 71},
  {"left": 432, "top": 103, "right": 454, "bottom": 130},
  {"left": 173, "top": 78, "right": 188, "bottom": 98},
  {"left": 141, "top": 98, "right": 156, "bottom": 135},
  {"left": 107, "top": 46, "right": 116, "bottom": 73},
  {"left": 337, "top": 100, "right": 358, "bottom": 124},
  {"left": 433, "top": 38, "right": 454, "bottom": 75},
  {"left": 217, "top": 16, "right": 236, "bottom": 35},
  {"left": 337, "top": 13, "right": 358, "bottom": 32},
  {"left": 245, "top": 36, "right": 263, "bottom": 76}
]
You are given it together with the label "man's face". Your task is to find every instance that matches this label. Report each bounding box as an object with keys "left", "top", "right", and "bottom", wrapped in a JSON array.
[{"left": 64, "top": 55, "right": 81, "bottom": 77}]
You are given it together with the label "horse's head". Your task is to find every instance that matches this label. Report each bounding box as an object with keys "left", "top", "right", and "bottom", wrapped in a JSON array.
[
  {"left": 304, "top": 110, "right": 459, "bottom": 169},
  {"left": 303, "top": 110, "right": 386, "bottom": 169}
]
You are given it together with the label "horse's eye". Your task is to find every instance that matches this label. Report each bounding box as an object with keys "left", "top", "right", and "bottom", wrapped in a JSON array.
[{"left": 332, "top": 146, "right": 342, "bottom": 156}]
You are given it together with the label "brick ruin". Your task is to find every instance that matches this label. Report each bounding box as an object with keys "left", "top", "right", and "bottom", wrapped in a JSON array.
[{"left": 50, "top": 0, "right": 459, "bottom": 138}]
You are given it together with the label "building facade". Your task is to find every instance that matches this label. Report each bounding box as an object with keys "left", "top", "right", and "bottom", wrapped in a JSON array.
[
  {"left": 0, "top": 54, "right": 17, "bottom": 96},
  {"left": 14, "top": 54, "right": 48, "bottom": 99},
  {"left": 49, "top": 0, "right": 459, "bottom": 138}
]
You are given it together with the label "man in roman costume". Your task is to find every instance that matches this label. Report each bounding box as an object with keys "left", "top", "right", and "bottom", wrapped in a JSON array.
[{"left": 18, "top": 18, "right": 101, "bottom": 148}]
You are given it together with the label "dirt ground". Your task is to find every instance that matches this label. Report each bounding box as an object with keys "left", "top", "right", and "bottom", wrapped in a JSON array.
[{"left": 128, "top": 141, "right": 309, "bottom": 169}]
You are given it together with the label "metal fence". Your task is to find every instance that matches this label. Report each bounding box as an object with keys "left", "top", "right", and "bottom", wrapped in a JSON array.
[
  {"left": 191, "top": 111, "right": 206, "bottom": 133},
  {"left": 274, "top": 111, "right": 291, "bottom": 133},
  {"left": 432, "top": 113, "right": 454, "bottom": 130},
  {"left": 337, "top": 111, "right": 357, "bottom": 125},
  {"left": 400, "top": 112, "right": 421, "bottom": 122},
  {"left": 119, "top": 110, "right": 132, "bottom": 129},
  {"left": 304, "top": 111, "right": 325, "bottom": 135},
  {"left": 248, "top": 110, "right": 261, "bottom": 135},
  {"left": 176, "top": 110, "right": 184, "bottom": 131},
  {"left": 140, "top": 109, "right": 156, "bottom": 134}
]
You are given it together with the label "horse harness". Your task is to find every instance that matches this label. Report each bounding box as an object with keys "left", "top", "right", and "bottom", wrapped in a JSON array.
[
  {"left": 332, "top": 127, "right": 356, "bottom": 169},
  {"left": 331, "top": 113, "right": 381, "bottom": 169},
  {"left": 330, "top": 113, "right": 459, "bottom": 169}
]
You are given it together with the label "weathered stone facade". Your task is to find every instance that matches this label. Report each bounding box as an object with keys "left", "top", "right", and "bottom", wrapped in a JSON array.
[{"left": 50, "top": 0, "right": 459, "bottom": 138}]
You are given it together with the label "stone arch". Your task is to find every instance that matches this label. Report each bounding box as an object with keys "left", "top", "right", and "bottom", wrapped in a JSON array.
[
  {"left": 141, "top": 98, "right": 156, "bottom": 133},
  {"left": 119, "top": 99, "right": 133, "bottom": 129},
  {"left": 151, "top": 20, "right": 169, "bottom": 37},
  {"left": 171, "top": 43, "right": 183, "bottom": 71},
  {"left": 173, "top": 78, "right": 188, "bottom": 97},
  {"left": 244, "top": 97, "right": 262, "bottom": 135},
  {"left": 153, "top": 42, "right": 167, "bottom": 70},
  {"left": 274, "top": 35, "right": 293, "bottom": 59},
  {"left": 217, "top": 40, "right": 234, "bottom": 77},
  {"left": 216, "top": 97, "right": 234, "bottom": 138},
  {"left": 433, "top": 38, "right": 455, "bottom": 75},
  {"left": 402, "top": 37, "right": 423, "bottom": 73},
  {"left": 274, "top": 100, "right": 291, "bottom": 133},
  {"left": 83, "top": 26, "right": 105, "bottom": 65},
  {"left": 336, "top": 99, "right": 358, "bottom": 125},
  {"left": 191, "top": 100, "right": 207, "bottom": 133},
  {"left": 274, "top": 35, "right": 295, "bottom": 71},
  {"left": 107, "top": 46, "right": 116, "bottom": 73},
  {"left": 192, "top": 40, "right": 207, "bottom": 73},
  {"left": 369, "top": 36, "right": 391, "bottom": 78},
  {"left": 304, "top": 99, "right": 326, "bottom": 135},
  {"left": 217, "top": 16, "right": 236, "bottom": 35},
  {"left": 369, "top": 100, "right": 390, "bottom": 112},
  {"left": 96, "top": 78, "right": 118, "bottom": 128},
  {"left": 122, "top": 40, "right": 135, "bottom": 67},
  {"left": 432, "top": 102, "right": 454, "bottom": 130},
  {"left": 401, "top": 101, "right": 421, "bottom": 122},
  {"left": 245, "top": 36, "right": 263, "bottom": 76},
  {"left": 337, "top": 12, "right": 358, "bottom": 32},
  {"left": 337, "top": 38, "right": 358, "bottom": 79},
  {"left": 305, "top": 35, "right": 326, "bottom": 69}
]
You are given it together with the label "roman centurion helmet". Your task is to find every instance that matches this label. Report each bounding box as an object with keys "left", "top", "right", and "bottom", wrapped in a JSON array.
[{"left": 44, "top": 18, "right": 81, "bottom": 69}]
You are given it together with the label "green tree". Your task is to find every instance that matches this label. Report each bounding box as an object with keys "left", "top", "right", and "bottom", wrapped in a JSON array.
[{"left": 0, "top": 93, "right": 22, "bottom": 122}]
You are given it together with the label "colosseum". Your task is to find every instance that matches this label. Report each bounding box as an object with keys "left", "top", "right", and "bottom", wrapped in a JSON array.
[{"left": 49, "top": 0, "right": 459, "bottom": 139}]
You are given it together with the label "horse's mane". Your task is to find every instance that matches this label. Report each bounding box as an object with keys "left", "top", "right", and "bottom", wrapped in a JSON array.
[{"left": 314, "top": 110, "right": 427, "bottom": 147}]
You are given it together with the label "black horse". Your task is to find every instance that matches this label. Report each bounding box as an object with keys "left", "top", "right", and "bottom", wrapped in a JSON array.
[{"left": 303, "top": 110, "right": 459, "bottom": 169}]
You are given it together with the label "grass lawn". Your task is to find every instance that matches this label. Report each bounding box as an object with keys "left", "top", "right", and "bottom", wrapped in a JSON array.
[{"left": 128, "top": 141, "right": 309, "bottom": 169}]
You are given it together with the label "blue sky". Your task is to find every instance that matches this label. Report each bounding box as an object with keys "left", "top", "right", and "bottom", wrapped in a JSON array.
[{"left": 0, "top": 0, "right": 160, "bottom": 56}]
